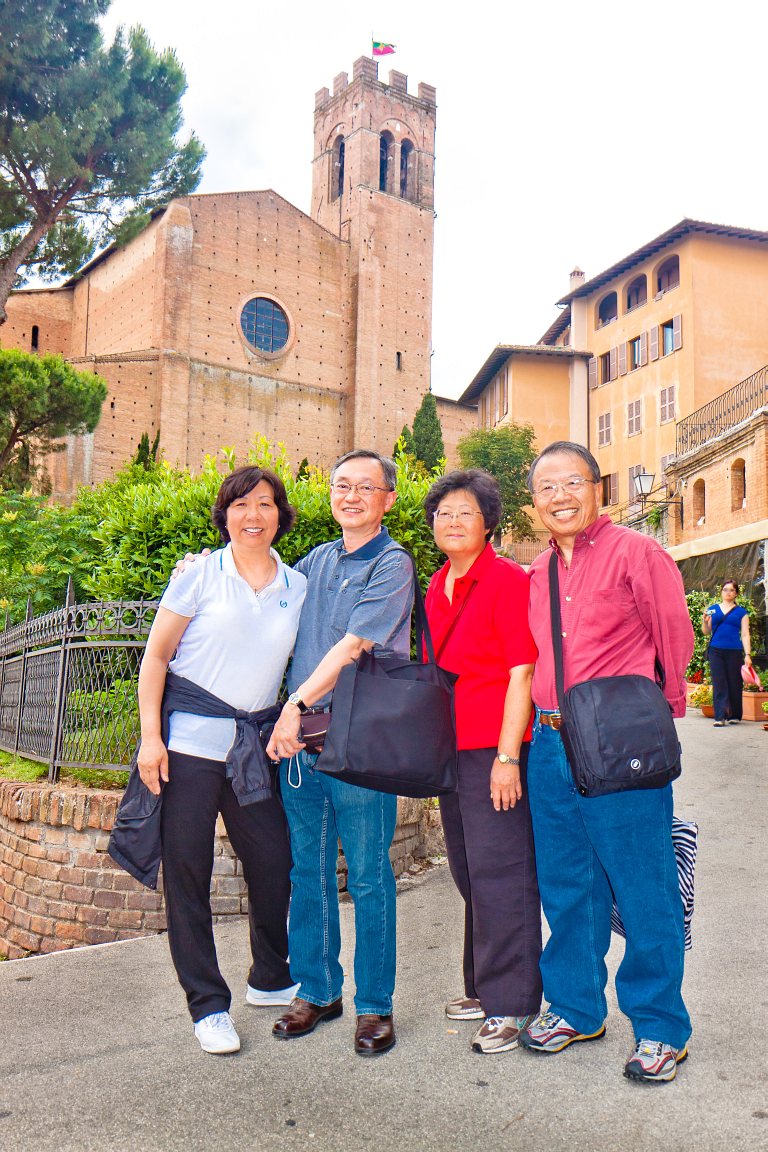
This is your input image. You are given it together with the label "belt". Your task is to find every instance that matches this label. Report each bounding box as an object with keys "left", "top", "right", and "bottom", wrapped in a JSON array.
[{"left": 538, "top": 710, "right": 562, "bottom": 731}]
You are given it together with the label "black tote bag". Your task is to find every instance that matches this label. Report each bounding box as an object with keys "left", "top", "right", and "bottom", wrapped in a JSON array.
[{"left": 315, "top": 550, "right": 458, "bottom": 798}]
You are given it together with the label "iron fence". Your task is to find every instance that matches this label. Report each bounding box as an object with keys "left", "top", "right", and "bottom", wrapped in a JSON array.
[
  {"left": 0, "top": 584, "right": 157, "bottom": 781},
  {"left": 676, "top": 363, "right": 768, "bottom": 456}
]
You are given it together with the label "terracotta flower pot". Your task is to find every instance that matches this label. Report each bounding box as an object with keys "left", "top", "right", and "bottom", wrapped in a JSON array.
[
  {"left": 742, "top": 691, "right": 768, "bottom": 722},
  {"left": 700, "top": 705, "right": 715, "bottom": 719}
]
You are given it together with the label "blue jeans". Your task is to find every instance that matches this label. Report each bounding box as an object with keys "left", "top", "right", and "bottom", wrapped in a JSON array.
[
  {"left": 527, "top": 718, "right": 691, "bottom": 1048},
  {"left": 280, "top": 751, "right": 397, "bottom": 1015}
]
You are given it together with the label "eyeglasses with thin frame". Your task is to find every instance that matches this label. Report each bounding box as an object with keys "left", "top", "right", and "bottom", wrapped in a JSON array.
[
  {"left": 433, "top": 509, "right": 485, "bottom": 524},
  {"left": 330, "top": 481, "right": 392, "bottom": 497},
  {"left": 532, "top": 477, "right": 598, "bottom": 500}
]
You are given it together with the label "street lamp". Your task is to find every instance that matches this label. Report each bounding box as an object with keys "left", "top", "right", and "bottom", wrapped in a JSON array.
[{"left": 633, "top": 470, "right": 684, "bottom": 528}]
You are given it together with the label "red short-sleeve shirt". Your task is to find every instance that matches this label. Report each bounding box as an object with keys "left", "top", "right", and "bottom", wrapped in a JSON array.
[{"left": 425, "top": 543, "right": 538, "bottom": 750}]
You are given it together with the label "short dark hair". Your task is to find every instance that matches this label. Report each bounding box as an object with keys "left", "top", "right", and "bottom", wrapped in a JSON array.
[
  {"left": 527, "top": 441, "right": 601, "bottom": 491},
  {"left": 331, "top": 449, "right": 396, "bottom": 491},
  {"left": 722, "top": 578, "right": 740, "bottom": 594},
  {"left": 424, "top": 469, "right": 502, "bottom": 538},
  {"left": 211, "top": 466, "right": 296, "bottom": 544}
]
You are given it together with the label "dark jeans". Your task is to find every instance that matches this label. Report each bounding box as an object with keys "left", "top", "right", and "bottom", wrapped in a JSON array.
[
  {"left": 439, "top": 745, "right": 542, "bottom": 1018},
  {"left": 161, "top": 751, "right": 292, "bottom": 1022},
  {"left": 708, "top": 647, "right": 743, "bottom": 721}
]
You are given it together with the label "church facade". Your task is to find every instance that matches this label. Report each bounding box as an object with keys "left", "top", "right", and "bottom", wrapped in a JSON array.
[{"left": 2, "top": 57, "right": 475, "bottom": 499}]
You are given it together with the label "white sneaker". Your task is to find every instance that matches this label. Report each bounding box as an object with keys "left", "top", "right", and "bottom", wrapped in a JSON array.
[
  {"left": 245, "top": 981, "right": 301, "bottom": 1007},
  {"left": 193, "top": 1011, "right": 241, "bottom": 1054}
]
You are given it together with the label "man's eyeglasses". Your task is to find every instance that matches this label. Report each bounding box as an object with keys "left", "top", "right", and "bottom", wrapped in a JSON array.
[
  {"left": 433, "top": 509, "right": 485, "bottom": 523},
  {"left": 532, "top": 477, "right": 598, "bottom": 500},
  {"left": 331, "top": 481, "right": 391, "bottom": 496}
]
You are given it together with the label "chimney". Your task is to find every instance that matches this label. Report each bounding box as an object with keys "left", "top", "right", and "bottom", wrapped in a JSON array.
[{"left": 569, "top": 267, "right": 585, "bottom": 293}]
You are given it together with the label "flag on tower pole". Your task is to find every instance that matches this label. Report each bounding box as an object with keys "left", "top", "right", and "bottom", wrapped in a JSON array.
[{"left": 372, "top": 41, "right": 396, "bottom": 57}]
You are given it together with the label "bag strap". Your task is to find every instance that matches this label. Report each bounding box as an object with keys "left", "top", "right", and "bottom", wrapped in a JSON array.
[
  {"left": 388, "top": 546, "right": 440, "bottom": 665},
  {"left": 434, "top": 580, "right": 477, "bottom": 663},
  {"left": 547, "top": 548, "right": 666, "bottom": 703}
]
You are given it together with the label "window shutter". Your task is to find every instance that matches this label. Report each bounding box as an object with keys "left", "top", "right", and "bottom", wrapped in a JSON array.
[
  {"left": 673, "top": 313, "right": 682, "bottom": 351},
  {"left": 650, "top": 325, "right": 659, "bottom": 361},
  {"left": 588, "top": 357, "right": 597, "bottom": 390},
  {"left": 639, "top": 331, "right": 648, "bottom": 366},
  {"left": 609, "top": 346, "right": 618, "bottom": 381},
  {"left": 618, "top": 342, "right": 627, "bottom": 375},
  {"left": 610, "top": 472, "right": 618, "bottom": 504}
]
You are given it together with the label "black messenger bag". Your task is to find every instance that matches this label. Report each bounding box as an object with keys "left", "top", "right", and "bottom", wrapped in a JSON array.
[{"left": 548, "top": 551, "right": 682, "bottom": 797}]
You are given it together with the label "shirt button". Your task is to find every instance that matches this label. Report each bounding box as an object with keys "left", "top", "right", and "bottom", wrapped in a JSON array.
[
  {"left": 565, "top": 596, "right": 571, "bottom": 602},
  {"left": 562, "top": 631, "right": 567, "bottom": 637}
]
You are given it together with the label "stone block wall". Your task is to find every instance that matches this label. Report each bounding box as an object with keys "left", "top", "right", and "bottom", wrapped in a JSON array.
[{"left": 0, "top": 781, "right": 439, "bottom": 960}]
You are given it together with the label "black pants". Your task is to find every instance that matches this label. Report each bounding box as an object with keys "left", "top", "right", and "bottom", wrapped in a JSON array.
[
  {"left": 161, "top": 751, "right": 293, "bottom": 1022},
  {"left": 709, "top": 647, "right": 743, "bottom": 721},
  {"left": 439, "top": 745, "right": 543, "bottom": 1018}
]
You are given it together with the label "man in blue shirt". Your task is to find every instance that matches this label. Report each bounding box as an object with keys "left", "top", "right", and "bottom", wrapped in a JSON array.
[{"left": 267, "top": 450, "right": 413, "bottom": 1056}]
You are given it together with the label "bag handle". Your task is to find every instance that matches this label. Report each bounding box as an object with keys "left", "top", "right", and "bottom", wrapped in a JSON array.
[
  {"left": 547, "top": 549, "right": 666, "bottom": 708},
  {"left": 435, "top": 581, "right": 477, "bottom": 663},
  {"left": 391, "top": 547, "right": 440, "bottom": 665}
]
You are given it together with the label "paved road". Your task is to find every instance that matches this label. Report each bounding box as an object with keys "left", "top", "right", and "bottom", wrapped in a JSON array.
[{"left": 1, "top": 714, "right": 766, "bottom": 1152}]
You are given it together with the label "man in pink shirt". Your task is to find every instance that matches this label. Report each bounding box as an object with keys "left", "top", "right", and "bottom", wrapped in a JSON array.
[{"left": 518, "top": 441, "right": 694, "bottom": 1084}]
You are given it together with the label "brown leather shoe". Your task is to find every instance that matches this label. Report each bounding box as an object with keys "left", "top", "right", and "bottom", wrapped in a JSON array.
[
  {"left": 354, "top": 1013, "right": 396, "bottom": 1056},
  {"left": 272, "top": 997, "right": 343, "bottom": 1039}
]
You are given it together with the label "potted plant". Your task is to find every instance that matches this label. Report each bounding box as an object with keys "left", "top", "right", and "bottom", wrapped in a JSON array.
[
  {"left": 742, "top": 667, "right": 768, "bottom": 722},
  {"left": 762, "top": 699, "right": 768, "bottom": 731},
  {"left": 688, "top": 683, "right": 714, "bottom": 718}
]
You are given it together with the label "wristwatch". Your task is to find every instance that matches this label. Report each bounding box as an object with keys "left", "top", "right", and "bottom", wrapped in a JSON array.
[
  {"left": 496, "top": 752, "right": 520, "bottom": 765},
  {"left": 287, "top": 691, "right": 309, "bottom": 714}
]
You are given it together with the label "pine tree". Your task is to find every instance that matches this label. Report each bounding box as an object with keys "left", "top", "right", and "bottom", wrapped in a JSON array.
[
  {"left": 0, "top": 0, "right": 205, "bottom": 320},
  {"left": 411, "top": 394, "right": 444, "bottom": 472}
]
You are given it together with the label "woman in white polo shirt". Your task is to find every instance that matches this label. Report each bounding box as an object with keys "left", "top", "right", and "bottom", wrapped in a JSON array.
[{"left": 137, "top": 466, "right": 306, "bottom": 1056}]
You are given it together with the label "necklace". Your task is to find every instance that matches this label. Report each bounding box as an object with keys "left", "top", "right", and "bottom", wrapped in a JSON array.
[{"left": 251, "top": 557, "right": 277, "bottom": 594}]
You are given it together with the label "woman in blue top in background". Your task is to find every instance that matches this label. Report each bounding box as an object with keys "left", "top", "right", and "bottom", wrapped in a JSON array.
[{"left": 702, "top": 579, "right": 753, "bottom": 726}]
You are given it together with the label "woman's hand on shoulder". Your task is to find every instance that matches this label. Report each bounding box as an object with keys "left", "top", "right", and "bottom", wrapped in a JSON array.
[
  {"left": 137, "top": 737, "right": 169, "bottom": 795},
  {"left": 490, "top": 757, "right": 522, "bottom": 812},
  {"left": 171, "top": 548, "right": 212, "bottom": 581}
]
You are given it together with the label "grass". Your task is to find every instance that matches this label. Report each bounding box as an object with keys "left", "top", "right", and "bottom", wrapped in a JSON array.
[{"left": 0, "top": 750, "right": 128, "bottom": 789}]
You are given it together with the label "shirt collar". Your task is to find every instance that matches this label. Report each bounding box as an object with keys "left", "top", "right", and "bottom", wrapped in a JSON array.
[
  {"left": 337, "top": 525, "right": 393, "bottom": 561},
  {"left": 436, "top": 541, "right": 496, "bottom": 588},
  {"left": 221, "top": 543, "right": 289, "bottom": 587}
]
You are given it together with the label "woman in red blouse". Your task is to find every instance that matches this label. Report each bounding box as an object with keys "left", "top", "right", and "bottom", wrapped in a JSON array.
[{"left": 424, "top": 469, "right": 542, "bottom": 1055}]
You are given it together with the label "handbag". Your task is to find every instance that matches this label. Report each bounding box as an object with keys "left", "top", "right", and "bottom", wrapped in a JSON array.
[
  {"left": 611, "top": 816, "right": 698, "bottom": 950},
  {"left": 548, "top": 551, "right": 682, "bottom": 797},
  {"left": 315, "top": 549, "right": 459, "bottom": 798}
]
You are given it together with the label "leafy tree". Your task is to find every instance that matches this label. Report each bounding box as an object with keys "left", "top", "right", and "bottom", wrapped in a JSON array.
[
  {"left": 0, "top": 348, "right": 107, "bottom": 484},
  {"left": 0, "top": 0, "right": 205, "bottom": 319},
  {"left": 457, "top": 423, "right": 538, "bottom": 539},
  {"left": 411, "top": 393, "right": 445, "bottom": 472}
]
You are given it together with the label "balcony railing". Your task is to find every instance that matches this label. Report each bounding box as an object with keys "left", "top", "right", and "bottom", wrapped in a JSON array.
[{"left": 676, "top": 364, "right": 768, "bottom": 456}]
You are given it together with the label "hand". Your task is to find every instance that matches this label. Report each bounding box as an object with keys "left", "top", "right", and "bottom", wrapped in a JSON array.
[
  {"left": 490, "top": 758, "right": 522, "bottom": 812},
  {"left": 137, "top": 737, "right": 169, "bottom": 795},
  {"left": 744, "top": 654, "right": 753, "bottom": 666},
  {"left": 171, "top": 548, "right": 211, "bottom": 580},
  {"left": 266, "top": 704, "right": 305, "bottom": 761}
]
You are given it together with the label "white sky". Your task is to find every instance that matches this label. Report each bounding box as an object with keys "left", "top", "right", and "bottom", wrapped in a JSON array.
[{"left": 105, "top": 0, "right": 768, "bottom": 400}]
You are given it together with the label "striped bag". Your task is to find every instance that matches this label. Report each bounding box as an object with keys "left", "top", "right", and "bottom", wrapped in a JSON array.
[{"left": 611, "top": 816, "right": 698, "bottom": 951}]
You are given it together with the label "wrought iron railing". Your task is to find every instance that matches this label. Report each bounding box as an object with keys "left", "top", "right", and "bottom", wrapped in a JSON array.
[
  {"left": 504, "top": 532, "right": 550, "bottom": 567},
  {"left": 0, "top": 584, "right": 157, "bottom": 781},
  {"left": 676, "top": 364, "right": 768, "bottom": 456}
]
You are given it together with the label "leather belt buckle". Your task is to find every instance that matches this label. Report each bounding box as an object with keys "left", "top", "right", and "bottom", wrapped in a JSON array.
[{"left": 540, "top": 711, "right": 562, "bottom": 731}]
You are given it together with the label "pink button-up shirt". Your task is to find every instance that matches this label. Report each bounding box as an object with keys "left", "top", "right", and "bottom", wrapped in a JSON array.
[{"left": 528, "top": 516, "right": 693, "bottom": 717}]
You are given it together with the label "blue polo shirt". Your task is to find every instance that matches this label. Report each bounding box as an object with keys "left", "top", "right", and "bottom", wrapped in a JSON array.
[{"left": 288, "top": 527, "right": 414, "bottom": 706}]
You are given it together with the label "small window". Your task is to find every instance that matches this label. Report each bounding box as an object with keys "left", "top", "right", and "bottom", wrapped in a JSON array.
[
  {"left": 379, "top": 131, "right": 394, "bottom": 193},
  {"left": 31, "top": 324, "right": 39, "bottom": 351},
  {"left": 625, "top": 275, "right": 647, "bottom": 312},
  {"left": 396, "top": 351, "right": 403, "bottom": 371},
  {"left": 731, "top": 459, "right": 746, "bottom": 511},
  {"left": 662, "top": 320, "right": 675, "bottom": 356},
  {"left": 629, "top": 336, "right": 642, "bottom": 371},
  {"left": 693, "top": 478, "right": 706, "bottom": 523},
  {"left": 598, "top": 412, "right": 611, "bottom": 446},
  {"left": 627, "top": 399, "right": 642, "bottom": 436},
  {"left": 597, "top": 292, "right": 618, "bottom": 327},
  {"left": 601, "top": 473, "right": 618, "bottom": 506},
  {"left": 628, "top": 463, "right": 644, "bottom": 502},
  {"left": 240, "top": 298, "right": 290, "bottom": 355},
  {"left": 660, "top": 453, "right": 675, "bottom": 486},
  {"left": 330, "top": 136, "right": 345, "bottom": 202},
  {"left": 660, "top": 386, "right": 676, "bottom": 422},
  {"left": 600, "top": 352, "right": 611, "bottom": 385},
  {"left": 657, "top": 255, "right": 680, "bottom": 294}
]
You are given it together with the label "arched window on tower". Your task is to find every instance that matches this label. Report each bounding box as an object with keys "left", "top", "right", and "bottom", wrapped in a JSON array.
[
  {"left": 330, "top": 136, "right": 345, "bottom": 202},
  {"left": 379, "top": 131, "right": 395, "bottom": 193},
  {"left": 731, "top": 458, "right": 746, "bottom": 511},
  {"left": 400, "top": 139, "right": 416, "bottom": 201}
]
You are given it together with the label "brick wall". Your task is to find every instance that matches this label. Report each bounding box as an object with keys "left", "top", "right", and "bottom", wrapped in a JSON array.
[{"left": 0, "top": 781, "right": 439, "bottom": 959}]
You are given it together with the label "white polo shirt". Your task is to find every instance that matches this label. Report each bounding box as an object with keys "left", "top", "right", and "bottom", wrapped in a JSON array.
[{"left": 159, "top": 545, "right": 306, "bottom": 761}]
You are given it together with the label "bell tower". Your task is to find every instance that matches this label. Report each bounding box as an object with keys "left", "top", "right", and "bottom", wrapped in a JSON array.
[{"left": 311, "top": 57, "right": 437, "bottom": 453}]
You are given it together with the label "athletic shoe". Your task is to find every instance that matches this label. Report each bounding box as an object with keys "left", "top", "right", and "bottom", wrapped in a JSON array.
[
  {"left": 444, "top": 995, "right": 485, "bottom": 1021},
  {"left": 713, "top": 721, "right": 725, "bottom": 727},
  {"left": 520, "top": 1010, "right": 606, "bottom": 1054},
  {"left": 246, "top": 981, "right": 301, "bottom": 1007},
  {"left": 193, "top": 1011, "right": 241, "bottom": 1054},
  {"left": 624, "top": 1039, "right": 688, "bottom": 1083},
  {"left": 471, "top": 1014, "right": 537, "bottom": 1054}
]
